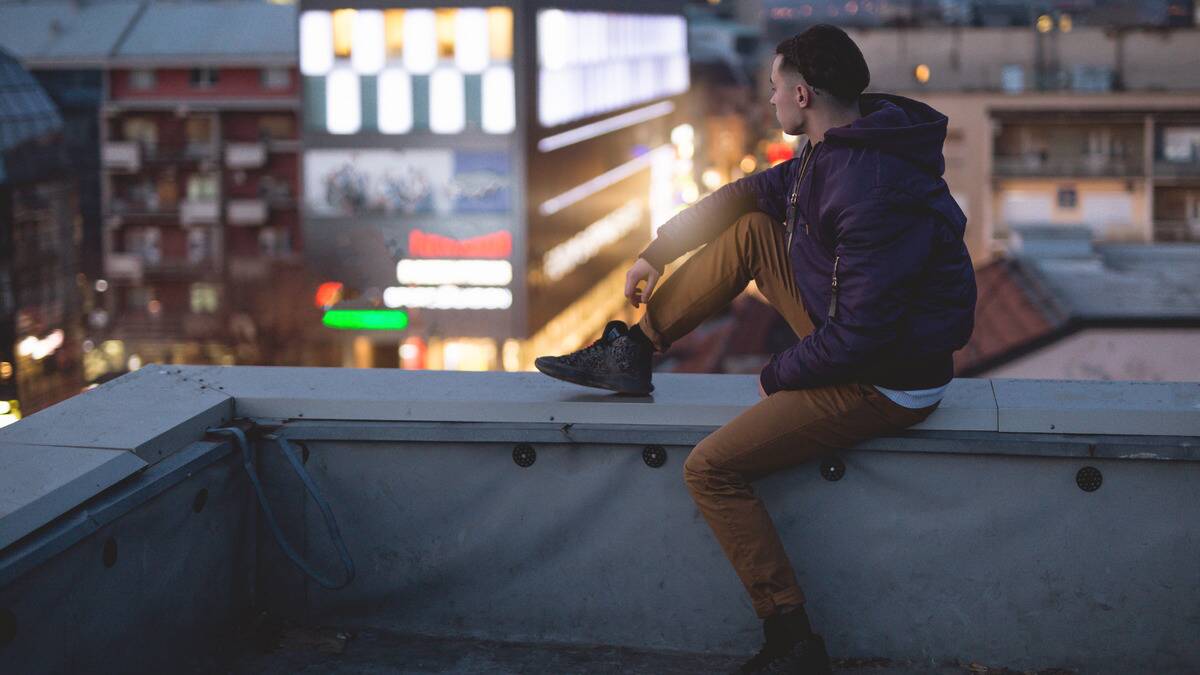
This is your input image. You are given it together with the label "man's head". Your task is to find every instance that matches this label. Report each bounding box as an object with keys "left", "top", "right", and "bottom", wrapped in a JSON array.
[{"left": 770, "top": 24, "right": 870, "bottom": 135}]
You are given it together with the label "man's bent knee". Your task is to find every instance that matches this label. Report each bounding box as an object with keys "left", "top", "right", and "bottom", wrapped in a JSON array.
[{"left": 731, "top": 211, "right": 779, "bottom": 237}]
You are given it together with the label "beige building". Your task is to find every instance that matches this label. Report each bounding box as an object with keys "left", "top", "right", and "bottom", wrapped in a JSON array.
[{"left": 841, "top": 27, "right": 1200, "bottom": 264}]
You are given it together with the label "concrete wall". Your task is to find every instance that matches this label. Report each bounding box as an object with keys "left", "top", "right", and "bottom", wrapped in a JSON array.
[{"left": 1, "top": 367, "right": 1198, "bottom": 673}]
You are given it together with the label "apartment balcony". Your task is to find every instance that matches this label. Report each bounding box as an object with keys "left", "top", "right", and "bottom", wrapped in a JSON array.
[
  {"left": 101, "top": 141, "right": 141, "bottom": 172},
  {"left": 225, "top": 142, "right": 267, "bottom": 169},
  {"left": 106, "top": 311, "right": 223, "bottom": 341},
  {"left": 1153, "top": 160, "right": 1200, "bottom": 179},
  {"left": 180, "top": 198, "right": 220, "bottom": 226},
  {"left": 141, "top": 255, "right": 219, "bottom": 278},
  {"left": 141, "top": 142, "right": 217, "bottom": 164},
  {"left": 228, "top": 256, "right": 270, "bottom": 280},
  {"left": 993, "top": 155, "right": 1143, "bottom": 178},
  {"left": 1, "top": 370, "right": 1197, "bottom": 674},
  {"left": 226, "top": 198, "right": 268, "bottom": 226}
]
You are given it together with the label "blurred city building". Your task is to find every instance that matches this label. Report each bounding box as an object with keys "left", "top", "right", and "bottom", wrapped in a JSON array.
[
  {"left": 297, "top": 1, "right": 694, "bottom": 370},
  {"left": 955, "top": 225, "right": 1200, "bottom": 380},
  {"left": 0, "top": 48, "right": 83, "bottom": 425},
  {"left": 738, "top": 5, "right": 1200, "bottom": 260},
  {"left": 0, "top": 0, "right": 336, "bottom": 398}
]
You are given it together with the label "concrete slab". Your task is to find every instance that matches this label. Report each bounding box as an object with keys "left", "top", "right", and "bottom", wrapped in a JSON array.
[
  {"left": 910, "top": 378, "right": 997, "bottom": 432},
  {"left": 0, "top": 442, "right": 146, "bottom": 551},
  {"left": 173, "top": 366, "right": 1001, "bottom": 432},
  {"left": 993, "top": 379, "right": 1200, "bottom": 436},
  {"left": 0, "top": 365, "right": 234, "bottom": 463}
]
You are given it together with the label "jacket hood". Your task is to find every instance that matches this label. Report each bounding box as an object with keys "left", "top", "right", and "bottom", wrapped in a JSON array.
[{"left": 824, "top": 93, "right": 949, "bottom": 176}]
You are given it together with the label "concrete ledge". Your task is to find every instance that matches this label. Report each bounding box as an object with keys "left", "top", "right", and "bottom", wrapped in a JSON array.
[
  {"left": 0, "top": 442, "right": 146, "bottom": 551},
  {"left": 0, "top": 365, "right": 234, "bottom": 462},
  {"left": 993, "top": 379, "right": 1200, "bottom": 436},
  {"left": 175, "top": 366, "right": 998, "bottom": 431},
  {"left": 173, "top": 366, "right": 1199, "bottom": 438}
]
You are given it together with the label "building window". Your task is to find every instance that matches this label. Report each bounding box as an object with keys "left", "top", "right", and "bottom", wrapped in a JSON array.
[
  {"left": 127, "top": 227, "right": 161, "bottom": 264},
  {"left": 129, "top": 69, "right": 156, "bottom": 90},
  {"left": 1163, "top": 127, "right": 1200, "bottom": 163},
  {"left": 261, "top": 67, "right": 292, "bottom": 90},
  {"left": 187, "top": 174, "right": 218, "bottom": 201},
  {"left": 186, "top": 228, "right": 209, "bottom": 263},
  {"left": 1057, "top": 186, "right": 1078, "bottom": 209},
  {"left": 257, "top": 115, "right": 294, "bottom": 141},
  {"left": 189, "top": 67, "right": 219, "bottom": 89},
  {"left": 190, "top": 283, "right": 219, "bottom": 313},
  {"left": 1001, "top": 65, "right": 1024, "bottom": 93},
  {"left": 259, "top": 227, "right": 292, "bottom": 256}
]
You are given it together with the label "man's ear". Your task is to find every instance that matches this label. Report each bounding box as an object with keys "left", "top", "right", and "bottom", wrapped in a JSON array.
[{"left": 795, "top": 80, "right": 812, "bottom": 109}]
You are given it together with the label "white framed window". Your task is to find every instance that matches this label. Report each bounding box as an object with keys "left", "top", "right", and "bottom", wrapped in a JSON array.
[
  {"left": 129, "top": 69, "right": 156, "bottom": 90},
  {"left": 187, "top": 174, "right": 218, "bottom": 201},
  {"left": 261, "top": 67, "right": 292, "bottom": 90},
  {"left": 259, "top": 228, "right": 292, "bottom": 256},
  {"left": 186, "top": 228, "right": 209, "bottom": 263},
  {"left": 189, "top": 67, "right": 219, "bottom": 88}
]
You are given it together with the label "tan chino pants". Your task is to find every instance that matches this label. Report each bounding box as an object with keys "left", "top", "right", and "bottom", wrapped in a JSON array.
[{"left": 637, "top": 211, "right": 939, "bottom": 619}]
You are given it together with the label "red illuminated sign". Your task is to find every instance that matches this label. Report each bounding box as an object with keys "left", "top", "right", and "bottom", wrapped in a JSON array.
[
  {"left": 409, "top": 230, "right": 512, "bottom": 259},
  {"left": 315, "top": 281, "right": 344, "bottom": 308}
]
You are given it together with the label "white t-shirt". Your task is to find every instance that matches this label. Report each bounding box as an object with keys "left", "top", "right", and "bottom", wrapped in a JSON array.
[{"left": 872, "top": 383, "right": 948, "bottom": 409}]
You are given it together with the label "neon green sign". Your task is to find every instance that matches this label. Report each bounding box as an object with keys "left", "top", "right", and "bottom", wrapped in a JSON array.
[{"left": 322, "top": 309, "right": 410, "bottom": 331}]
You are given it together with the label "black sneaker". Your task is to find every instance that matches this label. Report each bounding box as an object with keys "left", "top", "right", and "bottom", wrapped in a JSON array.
[
  {"left": 733, "top": 612, "right": 832, "bottom": 675},
  {"left": 534, "top": 320, "right": 654, "bottom": 395}
]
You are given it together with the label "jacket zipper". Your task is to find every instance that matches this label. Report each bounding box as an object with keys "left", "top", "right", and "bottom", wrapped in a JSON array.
[
  {"left": 786, "top": 144, "right": 816, "bottom": 252},
  {"left": 827, "top": 255, "right": 840, "bottom": 319}
]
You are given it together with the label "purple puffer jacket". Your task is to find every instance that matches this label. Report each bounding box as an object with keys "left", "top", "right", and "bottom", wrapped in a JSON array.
[{"left": 639, "top": 94, "right": 977, "bottom": 394}]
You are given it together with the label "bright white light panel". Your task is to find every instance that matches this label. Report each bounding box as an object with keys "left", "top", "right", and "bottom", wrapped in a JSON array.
[
  {"left": 301, "top": 7, "right": 515, "bottom": 135},
  {"left": 537, "top": 10, "right": 688, "bottom": 128}
]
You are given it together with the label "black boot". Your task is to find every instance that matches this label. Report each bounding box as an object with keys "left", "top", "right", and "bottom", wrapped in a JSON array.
[
  {"left": 534, "top": 320, "right": 654, "bottom": 395},
  {"left": 733, "top": 610, "right": 832, "bottom": 675}
]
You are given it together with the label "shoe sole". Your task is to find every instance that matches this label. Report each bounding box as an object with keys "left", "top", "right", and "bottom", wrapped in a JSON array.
[{"left": 534, "top": 357, "right": 654, "bottom": 396}]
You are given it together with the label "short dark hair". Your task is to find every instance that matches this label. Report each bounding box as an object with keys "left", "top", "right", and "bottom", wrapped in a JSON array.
[{"left": 775, "top": 24, "right": 870, "bottom": 106}]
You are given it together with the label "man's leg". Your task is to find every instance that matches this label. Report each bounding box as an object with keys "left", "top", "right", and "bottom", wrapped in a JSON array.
[
  {"left": 683, "top": 382, "right": 938, "bottom": 619},
  {"left": 637, "top": 211, "right": 814, "bottom": 352}
]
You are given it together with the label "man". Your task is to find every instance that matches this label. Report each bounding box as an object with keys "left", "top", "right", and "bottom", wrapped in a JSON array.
[{"left": 535, "top": 24, "right": 976, "bottom": 675}]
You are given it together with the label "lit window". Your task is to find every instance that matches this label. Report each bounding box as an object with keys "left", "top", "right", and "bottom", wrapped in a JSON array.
[
  {"left": 351, "top": 9, "right": 385, "bottom": 74},
  {"left": 429, "top": 67, "right": 465, "bottom": 134},
  {"left": 326, "top": 67, "right": 362, "bottom": 134},
  {"left": 300, "top": 11, "right": 334, "bottom": 75},
  {"left": 190, "top": 283, "right": 219, "bottom": 313},
  {"left": 332, "top": 8, "right": 355, "bottom": 58}
]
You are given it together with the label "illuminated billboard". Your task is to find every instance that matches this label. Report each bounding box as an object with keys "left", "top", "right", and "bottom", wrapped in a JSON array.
[
  {"left": 300, "top": 7, "right": 515, "bottom": 135},
  {"left": 299, "top": 1, "right": 691, "bottom": 354}
]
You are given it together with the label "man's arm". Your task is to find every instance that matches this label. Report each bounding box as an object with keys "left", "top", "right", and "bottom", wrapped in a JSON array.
[
  {"left": 638, "top": 158, "right": 793, "bottom": 273},
  {"left": 759, "top": 190, "right": 935, "bottom": 394}
]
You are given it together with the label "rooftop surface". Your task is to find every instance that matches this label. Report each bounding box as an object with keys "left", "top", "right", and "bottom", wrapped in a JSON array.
[{"left": 1, "top": 368, "right": 1198, "bottom": 674}]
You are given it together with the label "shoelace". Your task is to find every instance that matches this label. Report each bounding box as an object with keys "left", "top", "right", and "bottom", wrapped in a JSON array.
[{"left": 568, "top": 334, "right": 611, "bottom": 361}]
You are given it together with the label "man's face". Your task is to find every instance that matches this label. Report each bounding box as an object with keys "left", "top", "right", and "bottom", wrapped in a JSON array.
[{"left": 769, "top": 54, "right": 807, "bottom": 136}]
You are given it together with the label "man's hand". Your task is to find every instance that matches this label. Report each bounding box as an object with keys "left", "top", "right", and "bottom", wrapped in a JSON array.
[{"left": 624, "top": 258, "right": 661, "bottom": 309}]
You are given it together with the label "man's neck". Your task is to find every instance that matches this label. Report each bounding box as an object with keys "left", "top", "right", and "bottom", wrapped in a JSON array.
[{"left": 805, "top": 103, "right": 862, "bottom": 143}]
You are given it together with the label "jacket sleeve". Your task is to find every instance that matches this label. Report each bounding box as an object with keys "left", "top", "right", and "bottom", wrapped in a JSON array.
[
  {"left": 759, "top": 190, "right": 935, "bottom": 394},
  {"left": 638, "top": 158, "right": 793, "bottom": 273}
]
